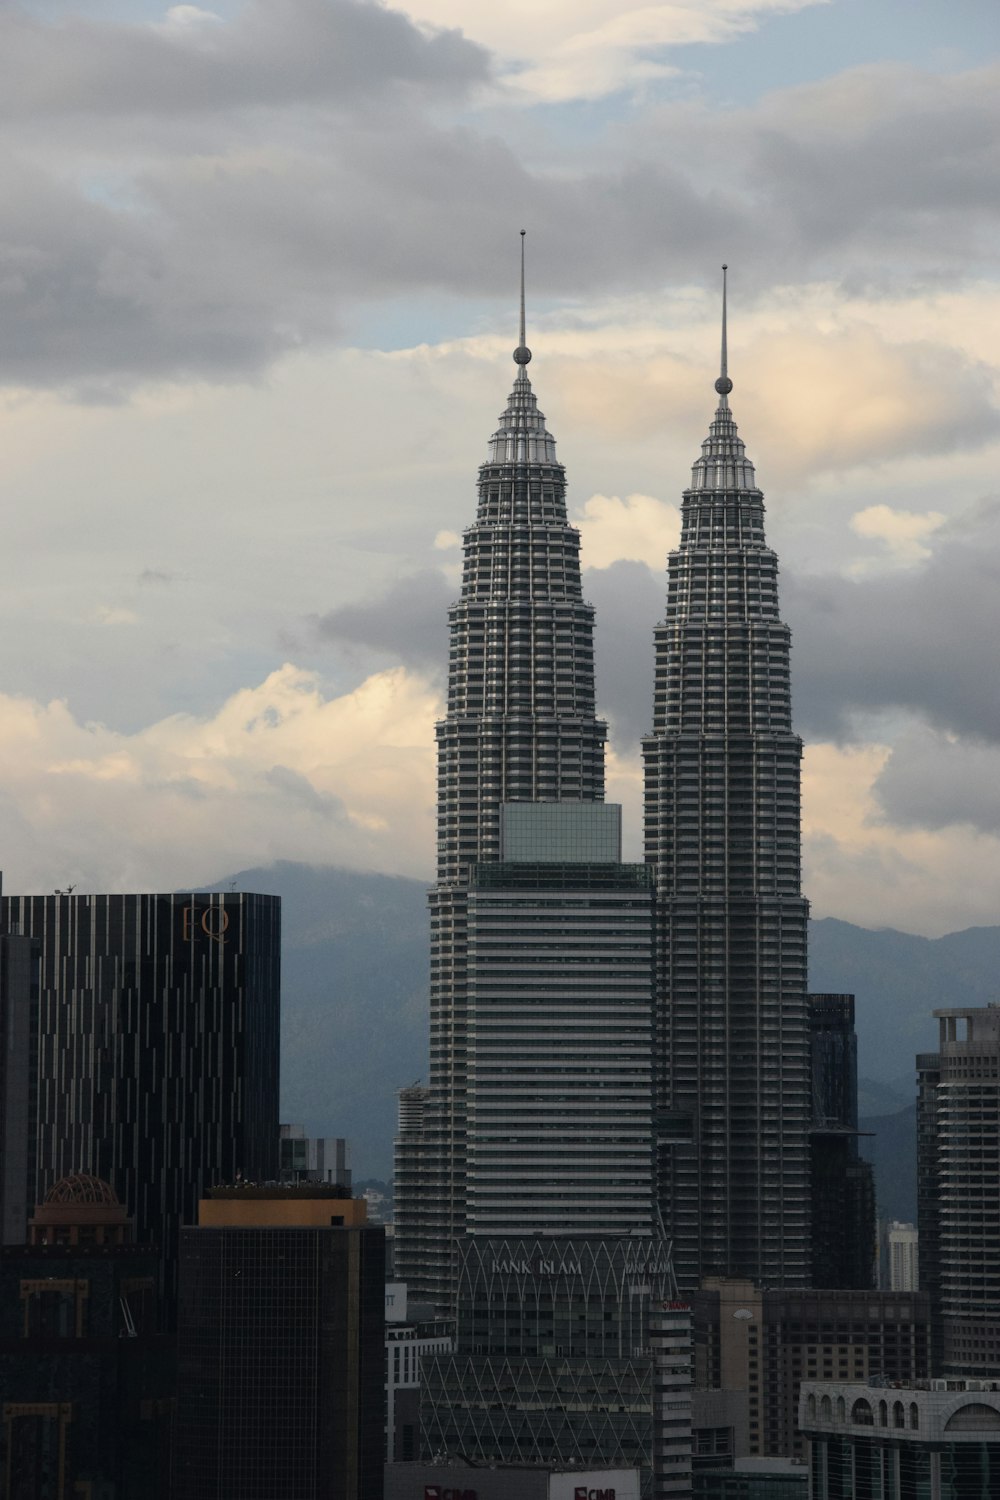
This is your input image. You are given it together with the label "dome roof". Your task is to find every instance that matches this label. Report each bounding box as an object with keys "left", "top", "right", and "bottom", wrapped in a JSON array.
[{"left": 44, "top": 1172, "right": 120, "bottom": 1208}]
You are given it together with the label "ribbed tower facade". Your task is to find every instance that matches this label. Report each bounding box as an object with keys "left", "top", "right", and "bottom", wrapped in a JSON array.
[
  {"left": 395, "top": 271, "right": 609, "bottom": 1310},
  {"left": 643, "top": 280, "right": 811, "bottom": 1290}
]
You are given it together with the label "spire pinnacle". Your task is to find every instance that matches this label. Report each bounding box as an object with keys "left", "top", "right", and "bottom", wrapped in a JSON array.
[
  {"left": 715, "top": 263, "right": 733, "bottom": 398},
  {"left": 513, "top": 230, "right": 532, "bottom": 367}
]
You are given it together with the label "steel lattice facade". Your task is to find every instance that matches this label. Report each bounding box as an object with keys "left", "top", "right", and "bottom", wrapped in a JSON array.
[{"left": 642, "top": 382, "right": 811, "bottom": 1291}]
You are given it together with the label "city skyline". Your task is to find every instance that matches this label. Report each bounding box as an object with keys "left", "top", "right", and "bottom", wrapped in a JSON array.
[{"left": 0, "top": 1, "right": 997, "bottom": 937}]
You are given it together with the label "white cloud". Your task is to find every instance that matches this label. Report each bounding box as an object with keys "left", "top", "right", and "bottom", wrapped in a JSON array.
[
  {"left": 403, "top": 0, "right": 828, "bottom": 102},
  {"left": 94, "top": 604, "right": 139, "bottom": 626},
  {"left": 157, "top": 6, "right": 224, "bottom": 34},
  {"left": 849, "top": 503, "right": 945, "bottom": 572},
  {"left": 802, "top": 740, "right": 1000, "bottom": 937},
  {"left": 575, "top": 492, "right": 681, "bottom": 571},
  {"left": 0, "top": 664, "right": 439, "bottom": 893}
]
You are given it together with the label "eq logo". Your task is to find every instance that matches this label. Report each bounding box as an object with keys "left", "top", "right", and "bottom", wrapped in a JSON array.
[{"left": 181, "top": 905, "right": 230, "bottom": 945}]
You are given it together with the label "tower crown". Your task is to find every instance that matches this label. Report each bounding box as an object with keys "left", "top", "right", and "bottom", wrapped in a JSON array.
[
  {"left": 688, "top": 265, "right": 757, "bottom": 493},
  {"left": 486, "top": 231, "right": 558, "bottom": 466}
]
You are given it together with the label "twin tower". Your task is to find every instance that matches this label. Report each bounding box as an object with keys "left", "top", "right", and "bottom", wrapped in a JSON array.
[{"left": 395, "top": 257, "right": 811, "bottom": 1311}]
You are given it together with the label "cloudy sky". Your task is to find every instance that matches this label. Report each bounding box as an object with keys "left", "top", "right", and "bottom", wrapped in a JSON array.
[{"left": 0, "top": 0, "right": 997, "bottom": 935}]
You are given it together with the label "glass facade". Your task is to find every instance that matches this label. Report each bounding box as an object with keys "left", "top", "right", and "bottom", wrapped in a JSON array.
[
  {"left": 501, "top": 801, "right": 622, "bottom": 862},
  {"left": 174, "top": 1223, "right": 385, "bottom": 1500},
  {"left": 0, "top": 892, "right": 280, "bottom": 1309}
]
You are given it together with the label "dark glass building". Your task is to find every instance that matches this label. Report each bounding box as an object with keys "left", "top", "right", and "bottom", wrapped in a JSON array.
[
  {"left": 808, "top": 994, "right": 875, "bottom": 1290},
  {"left": 0, "top": 929, "right": 38, "bottom": 1246},
  {"left": 642, "top": 278, "right": 811, "bottom": 1291},
  {"left": 0, "top": 1171, "right": 173, "bottom": 1500},
  {"left": 174, "top": 1186, "right": 384, "bottom": 1500},
  {"left": 0, "top": 891, "right": 280, "bottom": 1306}
]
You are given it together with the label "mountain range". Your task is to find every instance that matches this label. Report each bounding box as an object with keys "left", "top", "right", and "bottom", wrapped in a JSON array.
[{"left": 207, "top": 863, "right": 998, "bottom": 1210}]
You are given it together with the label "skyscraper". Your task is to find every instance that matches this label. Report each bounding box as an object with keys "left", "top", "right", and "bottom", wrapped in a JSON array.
[
  {"left": 643, "top": 270, "right": 811, "bottom": 1290},
  {"left": 395, "top": 237, "right": 610, "bottom": 1310},
  {"left": 395, "top": 245, "right": 689, "bottom": 1495},
  {"left": 918, "top": 1004, "right": 1000, "bottom": 1377},
  {"left": 808, "top": 993, "right": 875, "bottom": 1289},
  {"left": 0, "top": 890, "right": 280, "bottom": 1308}
]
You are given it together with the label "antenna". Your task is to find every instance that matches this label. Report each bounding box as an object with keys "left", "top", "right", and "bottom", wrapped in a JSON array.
[
  {"left": 715, "top": 263, "right": 733, "bottom": 397},
  {"left": 513, "top": 230, "right": 531, "bottom": 367}
]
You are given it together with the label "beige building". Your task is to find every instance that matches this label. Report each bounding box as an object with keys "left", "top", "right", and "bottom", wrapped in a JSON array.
[{"left": 692, "top": 1278, "right": 930, "bottom": 1458}]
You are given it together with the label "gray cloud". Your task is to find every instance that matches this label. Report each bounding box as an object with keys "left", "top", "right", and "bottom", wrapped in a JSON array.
[
  {"left": 305, "top": 510, "right": 1000, "bottom": 846},
  {"left": 312, "top": 569, "right": 451, "bottom": 674},
  {"left": 311, "top": 559, "right": 661, "bottom": 748},
  {"left": 873, "top": 728, "right": 1000, "bottom": 836},
  {"left": 785, "top": 506, "right": 1000, "bottom": 744},
  {"left": 0, "top": 1, "right": 488, "bottom": 118},
  {"left": 138, "top": 567, "right": 181, "bottom": 585},
  {"left": 588, "top": 561, "right": 661, "bottom": 745},
  {"left": 265, "top": 763, "right": 348, "bottom": 820},
  {"left": 0, "top": 8, "right": 997, "bottom": 391}
]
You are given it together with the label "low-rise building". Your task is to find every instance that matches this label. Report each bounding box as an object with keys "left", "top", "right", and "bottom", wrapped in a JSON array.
[{"left": 798, "top": 1378, "right": 1000, "bottom": 1498}]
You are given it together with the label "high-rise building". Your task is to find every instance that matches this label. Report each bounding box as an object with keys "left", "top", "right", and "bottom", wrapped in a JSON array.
[
  {"left": 394, "top": 240, "right": 610, "bottom": 1310},
  {"left": 0, "top": 928, "right": 38, "bottom": 1246},
  {"left": 462, "top": 802, "right": 656, "bottom": 1242},
  {"left": 808, "top": 994, "right": 875, "bottom": 1290},
  {"left": 918, "top": 1004, "right": 1000, "bottom": 1377},
  {"left": 888, "top": 1222, "right": 919, "bottom": 1292},
  {"left": 642, "top": 271, "right": 811, "bottom": 1291},
  {"left": 0, "top": 891, "right": 280, "bottom": 1307},
  {"left": 173, "top": 1184, "right": 384, "bottom": 1500},
  {"left": 395, "top": 247, "right": 689, "bottom": 1498}
]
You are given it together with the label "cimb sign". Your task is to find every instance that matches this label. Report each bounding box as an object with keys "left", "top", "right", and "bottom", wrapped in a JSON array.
[
  {"left": 574, "top": 1490, "right": 617, "bottom": 1500},
  {"left": 423, "top": 1488, "right": 477, "bottom": 1500}
]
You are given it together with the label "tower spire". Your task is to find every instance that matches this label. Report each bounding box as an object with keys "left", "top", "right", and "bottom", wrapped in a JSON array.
[
  {"left": 514, "top": 230, "right": 531, "bottom": 368},
  {"left": 716, "top": 263, "right": 733, "bottom": 399}
]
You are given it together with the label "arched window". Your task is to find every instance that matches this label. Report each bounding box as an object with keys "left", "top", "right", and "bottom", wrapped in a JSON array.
[
  {"left": 837, "top": 1397, "right": 846, "bottom": 1422},
  {"left": 807, "top": 1395, "right": 817, "bottom": 1420},
  {"left": 909, "top": 1402, "right": 919, "bottom": 1430},
  {"left": 852, "top": 1399, "right": 874, "bottom": 1426},
  {"left": 821, "top": 1395, "right": 832, "bottom": 1420},
  {"left": 944, "top": 1403, "right": 1000, "bottom": 1433},
  {"left": 878, "top": 1400, "right": 888, "bottom": 1427},
  {"left": 893, "top": 1400, "right": 905, "bottom": 1428}
]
